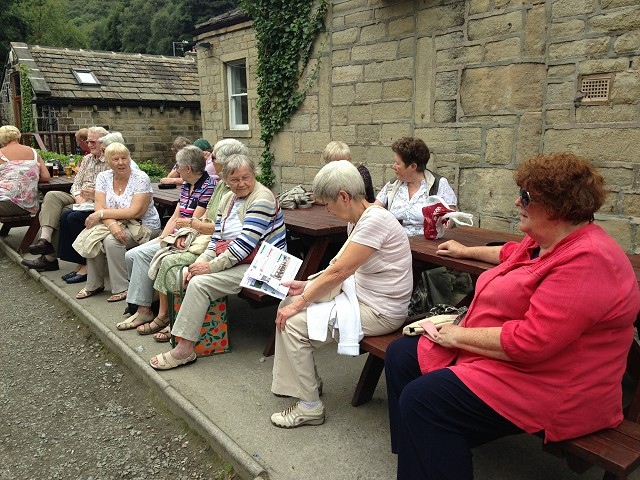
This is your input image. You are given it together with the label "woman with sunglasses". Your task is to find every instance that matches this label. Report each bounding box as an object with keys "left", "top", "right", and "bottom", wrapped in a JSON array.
[{"left": 384, "top": 152, "right": 640, "bottom": 480}]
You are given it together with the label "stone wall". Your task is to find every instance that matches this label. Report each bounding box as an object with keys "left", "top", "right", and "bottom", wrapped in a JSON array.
[
  {"left": 38, "top": 104, "right": 201, "bottom": 168},
  {"left": 196, "top": 0, "right": 640, "bottom": 253}
]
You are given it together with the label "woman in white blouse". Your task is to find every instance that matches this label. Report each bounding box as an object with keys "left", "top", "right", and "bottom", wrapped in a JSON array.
[
  {"left": 375, "top": 136, "right": 457, "bottom": 236},
  {"left": 75, "top": 142, "right": 161, "bottom": 301}
]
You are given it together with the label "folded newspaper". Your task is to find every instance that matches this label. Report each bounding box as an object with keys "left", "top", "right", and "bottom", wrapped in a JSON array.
[{"left": 240, "top": 242, "right": 302, "bottom": 299}]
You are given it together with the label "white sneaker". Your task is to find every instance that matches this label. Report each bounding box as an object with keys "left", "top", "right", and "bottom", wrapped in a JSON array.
[{"left": 271, "top": 401, "right": 325, "bottom": 428}]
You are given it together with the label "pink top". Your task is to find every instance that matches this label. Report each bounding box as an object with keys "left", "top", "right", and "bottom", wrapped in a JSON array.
[
  {"left": 418, "top": 224, "right": 640, "bottom": 442},
  {"left": 0, "top": 148, "right": 40, "bottom": 214}
]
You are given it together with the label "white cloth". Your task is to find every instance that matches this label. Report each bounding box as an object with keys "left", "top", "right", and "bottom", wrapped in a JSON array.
[{"left": 306, "top": 276, "right": 363, "bottom": 356}]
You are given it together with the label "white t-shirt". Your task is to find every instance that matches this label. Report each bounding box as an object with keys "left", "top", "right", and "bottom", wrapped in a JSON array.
[
  {"left": 376, "top": 176, "right": 457, "bottom": 236},
  {"left": 350, "top": 207, "right": 413, "bottom": 320},
  {"left": 95, "top": 169, "right": 161, "bottom": 229}
]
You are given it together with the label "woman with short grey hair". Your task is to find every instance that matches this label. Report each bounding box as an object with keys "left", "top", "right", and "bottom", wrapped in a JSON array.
[
  {"left": 268, "top": 160, "right": 414, "bottom": 429},
  {"left": 175, "top": 145, "right": 206, "bottom": 174},
  {"left": 149, "top": 139, "right": 249, "bottom": 343}
]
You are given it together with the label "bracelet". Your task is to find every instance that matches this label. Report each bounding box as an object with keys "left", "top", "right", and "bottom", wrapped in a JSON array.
[
  {"left": 100, "top": 209, "right": 104, "bottom": 219},
  {"left": 106, "top": 221, "right": 117, "bottom": 229},
  {"left": 301, "top": 292, "right": 311, "bottom": 305},
  {"left": 189, "top": 218, "right": 193, "bottom": 227}
]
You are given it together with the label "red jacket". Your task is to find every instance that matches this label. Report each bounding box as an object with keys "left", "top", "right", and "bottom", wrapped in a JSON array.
[{"left": 418, "top": 224, "right": 640, "bottom": 441}]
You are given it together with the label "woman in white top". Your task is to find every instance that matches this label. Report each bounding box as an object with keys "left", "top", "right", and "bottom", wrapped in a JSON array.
[
  {"left": 75, "top": 142, "right": 161, "bottom": 301},
  {"left": 376, "top": 136, "right": 457, "bottom": 236},
  {"left": 269, "top": 160, "right": 414, "bottom": 429},
  {"left": 0, "top": 125, "right": 50, "bottom": 216}
]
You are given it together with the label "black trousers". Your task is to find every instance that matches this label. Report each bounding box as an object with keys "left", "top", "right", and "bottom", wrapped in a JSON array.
[
  {"left": 57, "top": 209, "right": 91, "bottom": 265},
  {"left": 385, "top": 335, "right": 524, "bottom": 480}
]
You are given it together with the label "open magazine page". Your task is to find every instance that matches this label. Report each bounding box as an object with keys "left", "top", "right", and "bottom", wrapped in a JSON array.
[{"left": 240, "top": 242, "right": 303, "bottom": 299}]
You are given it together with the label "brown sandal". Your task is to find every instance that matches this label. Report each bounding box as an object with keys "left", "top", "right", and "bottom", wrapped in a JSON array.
[
  {"left": 153, "top": 326, "right": 171, "bottom": 343},
  {"left": 136, "top": 316, "right": 169, "bottom": 335}
]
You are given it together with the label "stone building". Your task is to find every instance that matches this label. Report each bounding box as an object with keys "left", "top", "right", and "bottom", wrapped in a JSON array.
[
  {"left": 0, "top": 42, "right": 202, "bottom": 166},
  {"left": 194, "top": 2, "right": 640, "bottom": 252}
]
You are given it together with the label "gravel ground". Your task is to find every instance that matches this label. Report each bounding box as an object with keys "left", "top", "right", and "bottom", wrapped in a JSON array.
[{"left": 0, "top": 253, "right": 235, "bottom": 480}]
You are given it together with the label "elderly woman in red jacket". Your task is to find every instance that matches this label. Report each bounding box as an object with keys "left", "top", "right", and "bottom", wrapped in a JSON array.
[{"left": 385, "top": 152, "right": 640, "bottom": 480}]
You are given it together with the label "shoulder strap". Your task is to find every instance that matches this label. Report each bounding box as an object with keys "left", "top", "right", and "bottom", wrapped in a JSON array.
[
  {"left": 32, "top": 148, "right": 38, "bottom": 161},
  {"left": 387, "top": 179, "right": 402, "bottom": 209},
  {"left": 427, "top": 170, "right": 443, "bottom": 196}
]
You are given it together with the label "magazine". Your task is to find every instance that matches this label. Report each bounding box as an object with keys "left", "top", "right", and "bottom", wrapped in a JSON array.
[{"left": 240, "top": 242, "right": 303, "bottom": 300}]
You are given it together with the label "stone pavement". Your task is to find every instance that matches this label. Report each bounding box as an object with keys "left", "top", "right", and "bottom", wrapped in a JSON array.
[{"left": 2, "top": 227, "right": 636, "bottom": 480}]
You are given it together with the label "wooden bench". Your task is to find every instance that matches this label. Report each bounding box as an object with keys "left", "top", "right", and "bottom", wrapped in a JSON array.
[
  {"left": 0, "top": 214, "right": 34, "bottom": 237},
  {"left": 353, "top": 313, "right": 640, "bottom": 480}
]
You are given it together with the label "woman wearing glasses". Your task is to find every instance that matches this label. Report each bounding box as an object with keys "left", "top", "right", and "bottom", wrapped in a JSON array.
[{"left": 385, "top": 153, "right": 640, "bottom": 480}]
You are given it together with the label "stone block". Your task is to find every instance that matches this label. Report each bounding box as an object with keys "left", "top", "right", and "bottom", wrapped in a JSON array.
[
  {"left": 477, "top": 216, "right": 514, "bottom": 233},
  {"left": 333, "top": 65, "right": 364, "bottom": 84},
  {"left": 333, "top": 85, "right": 356, "bottom": 106},
  {"left": 603, "top": 0, "right": 640, "bottom": 7},
  {"left": 389, "top": 17, "right": 414, "bottom": 36},
  {"left": 436, "top": 45, "right": 485, "bottom": 66},
  {"left": 270, "top": 131, "right": 294, "bottom": 160},
  {"left": 348, "top": 104, "right": 373, "bottom": 124},
  {"left": 549, "top": 63, "right": 577, "bottom": 78},
  {"left": 416, "top": 4, "right": 465, "bottom": 36},
  {"left": 550, "top": 19, "right": 586, "bottom": 38},
  {"left": 435, "top": 71, "right": 458, "bottom": 98},
  {"left": 469, "top": 0, "right": 491, "bottom": 15},
  {"left": 546, "top": 81, "right": 575, "bottom": 105},
  {"left": 418, "top": 126, "right": 483, "bottom": 152},
  {"left": 486, "top": 127, "right": 514, "bottom": 165},
  {"left": 545, "top": 108, "right": 572, "bottom": 125},
  {"left": 300, "top": 132, "right": 332, "bottom": 153},
  {"left": 551, "top": 0, "right": 596, "bottom": 18},
  {"left": 578, "top": 58, "right": 629, "bottom": 74},
  {"left": 589, "top": 8, "right": 640, "bottom": 33},
  {"left": 434, "top": 100, "right": 457, "bottom": 123},
  {"left": 332, "top": 0, "right": 369, "bottom": 15},
  {"left": 357, "top": 124, "right": 381, "bottom": 143},
  {"left": 622, "top": 193, "right": 640, "bottom": 216},
  {"left": 460, "top": 64, "right": 546, "bottom": 114},
  {"left": 296, "top": 152, "right": 322, "bottom": 167},
  {"left": 376, "top": 2, "right": 415, "bottom": 20},
  {"left": 352, "top": 42, "right": 399, "bottom": 62},
  {"left": 371, "top": 101, "right": 413, "bottom": 122},
  {"left": 576, "top": 104, "right": 638, "bottom": 123},
  {"left": 364, "top": 58, "right": 414, "bottom": 81},
  {"left": 383, "top": 79, "right": 413, "bottom": 101},
  {"left": 381, "top": 123, "right": 411, "bottom": 144},
  {"left": 330, "top": 125, "right": 357, "bottom": 143},
  {"left": 331, "top": 49, "right": 351, "bottom": 64},
  {"left": 332, "top": 106, "right": 349, "bottom": 125},
  {"left": 398, "top": 38, "right": 415, "bottom": 56},
  {"left": 549, "top": 38, "right": 610, "bottom": 61},
  {"left": 281, "top": 165, "right": 305, "bottom": 184},
  {"left": 434, "top": 30, "right": 465, "bottom": 49},
  {"left": 458, "top": 167, "right": 516, "bottom": 215},
  {"left": 436, "top": 153, "right": 483, "bottom": 165},
  {"left": 516, "top": 112, "right": 543, "bottom": 164},
  {"left": 544, "top": 128, "right": 640, "bottom": 164},
  {"left": 468, "top": 11, "right": 523, "bottom": 41},
  {"left": 600, "top": 191, "right": 620, "bottom": 215},
  {"left": 354, "top": 82, "right": 383, "bottom": 103},
  {"left": 485, "top": 38, "right": 522, "bottom": 62},
  {"left": 524, "top": 5, "right": 547, "bottom": 57},
  {"left": 345, "top": 10, "right": 373, "bottom": 25},
  {"left": 360, "top": 22, "right": 386, "bottom": 43},
  {"left": 415, "top": 37, "right": 435, "bottom": 124},
  {"left": 611, "top": 71, "right": 640, "bottom": 105},
  {"left": 615, "top": 31, "right": 640, "bottom": 53},
  {"left": 600, "top": 166, "right": 635, "bottom": 189}
]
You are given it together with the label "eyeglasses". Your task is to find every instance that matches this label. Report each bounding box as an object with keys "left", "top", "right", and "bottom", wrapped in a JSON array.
[
  {"left": 519, "top": 188, "right": 532, "bottom": 208},
  {"left": 87, "top": 140, "right": 97, "bottom": 145},
  {"left": 228, "top": 175, "right": 252, "bottom": 186}
]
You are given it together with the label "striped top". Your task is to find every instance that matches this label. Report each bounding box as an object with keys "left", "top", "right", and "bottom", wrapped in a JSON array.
[
  {"left": 178, "top": 173, "right": 215, "bottom": 218},
  {"left": 199, "top": 182, "right": 287, "bottom": 273}
]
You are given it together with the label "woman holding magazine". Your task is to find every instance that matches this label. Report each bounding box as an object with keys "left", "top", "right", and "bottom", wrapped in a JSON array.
[{"left": 149, "top": 153, "right": 287, "bottom": 370}]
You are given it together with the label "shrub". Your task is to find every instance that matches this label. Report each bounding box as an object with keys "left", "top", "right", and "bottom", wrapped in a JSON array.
[
  {"left": 137, "top": 160, "right": 168, "bottom": 182},
  {"left": 36, "top": 150, "right": 82, "bottom": 165}
]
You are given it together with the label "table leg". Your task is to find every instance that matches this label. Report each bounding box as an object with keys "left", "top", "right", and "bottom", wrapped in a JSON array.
[
  {"left": 18, "top": 216, "right": 41, "bottom": 254},
  {"left": 351, "top": 353, "right": 385, "bottom": 406},
  {"left": 262, "top": 236, "right": 333, "bottom": 357}
]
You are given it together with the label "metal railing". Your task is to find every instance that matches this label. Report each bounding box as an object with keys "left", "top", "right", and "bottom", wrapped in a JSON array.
[{"left": 20, "top": 131, "right": 77, "bottom": 154}]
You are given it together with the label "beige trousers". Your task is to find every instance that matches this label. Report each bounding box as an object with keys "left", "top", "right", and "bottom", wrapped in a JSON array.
[
  {"left": 86, "top": 229, "right": 161, "bottom": 294},
  {"left": 171, "top": 264, "right": 250, "bottom": 342},
  {"left": 39, "top": 190, "right": 75, "bottom": 230},
  {"left": 271, "top": 295, "right": 403, "bottom": 402}
]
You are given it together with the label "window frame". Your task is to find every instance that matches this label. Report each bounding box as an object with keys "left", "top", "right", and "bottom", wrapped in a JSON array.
[{"left": 226, "top": 58, "right": 249, "bottom": 131}]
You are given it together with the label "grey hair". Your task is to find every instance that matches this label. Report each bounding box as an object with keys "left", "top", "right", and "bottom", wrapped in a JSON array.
[
  {"left": 312, "top": 160, "right": 365, "bottom": 202},
  {"left": 98, "top": 132, "right": 125, "bottom": 147},
  {"left": 103, "top": 142, "right": 131, "bottom": 167},
  {"left": 213, "top": 139, "right": 249, "bottom": 167},
  {"left": 222, "top": 154, "right": 256, "bottom": 179},
  {"left": 0, "top": 125, "right": 21, "bottom": 145},
  {"left": 88, "top": 126, "right": 109, "bottom": 138},
  {"left": 175, "top": 145, "right": 205, "bottom": 173}
]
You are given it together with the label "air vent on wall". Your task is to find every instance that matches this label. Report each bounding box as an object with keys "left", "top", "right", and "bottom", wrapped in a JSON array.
[{"left": 578, "top": 74, "right": 613, "bottom": 105}]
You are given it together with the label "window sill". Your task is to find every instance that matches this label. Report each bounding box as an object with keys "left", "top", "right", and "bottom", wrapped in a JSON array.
[{"left": 223, "top": 129, "right": 251, "bottom": 138}]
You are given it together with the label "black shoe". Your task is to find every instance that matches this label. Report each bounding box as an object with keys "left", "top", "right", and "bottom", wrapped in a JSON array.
[
  {"left": 28, "top": 238, "right": 55, "bottom": 255},
  {"left": 65, "top": 273, "right": 87, "bottom": 284},
  {"left": 21, "top": 255, "right": 59, "bottom": 272},
  {"left": 61, "top": 271, "right": 77, "bottom": 281}
]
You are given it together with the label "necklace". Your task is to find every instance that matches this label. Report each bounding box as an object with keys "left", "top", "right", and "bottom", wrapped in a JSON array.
[{"left": 113, "top": 178, "right": 127, "bottom": 195}]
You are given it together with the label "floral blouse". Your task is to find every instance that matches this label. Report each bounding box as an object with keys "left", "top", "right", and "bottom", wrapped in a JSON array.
[{"left": 0, "top": 148, "right": 40, "bottom": 214}]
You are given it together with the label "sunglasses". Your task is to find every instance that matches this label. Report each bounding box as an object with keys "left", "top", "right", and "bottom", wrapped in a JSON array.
[{"left": 519, "top": 188, "right": 532, "bottom": 208}]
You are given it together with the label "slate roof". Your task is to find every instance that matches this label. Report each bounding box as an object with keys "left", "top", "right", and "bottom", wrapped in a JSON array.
[
  {"left": 193, "top": 7, "right": 251, "bottom": 36},
  {"left": 8, "top": 42, "right": 200, "bottom": 107}
]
